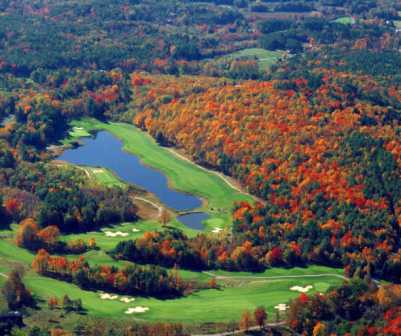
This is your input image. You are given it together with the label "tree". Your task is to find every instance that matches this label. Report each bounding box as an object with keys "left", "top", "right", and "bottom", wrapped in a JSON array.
[
  {"left": 208, "top": 278, "right": 218, "bottom": 289},
  {"left": 160, "top": 208, "right": 171, "bottom": 227},
  {"left": 48, "top": 296, "right": 58, "bottom": 310},
  {"left": 1, "top": 268, "right": 34, "bottom": 310},
  {"left": 62, "top": 295, "right": 73, "bottom": 312},
  {"left": 239, "top": 310, "right": 252, "bottom": 331},
  {"left": 16, "top": 218, "right": 40, "bottom": 250},
  {"left": 0, "top": 195, "right": 9, "bottom": 226},
  {"left": 254, "top": 306, "right": 267, "bottom": 329}
]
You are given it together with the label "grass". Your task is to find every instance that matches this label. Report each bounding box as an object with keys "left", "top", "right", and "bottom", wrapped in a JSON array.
[
  {"left": 62, "top": 220, "right": 161, "bottom": 251},
  {"left": 66, "top": 118, "right": 253, "bottom": 231},
  {"left": 217, "top": 48, "right": 285, "bottom": 71},
  {"left": 68, "top": 126, "right": 91, "bottom": 139},
  {"left": 211, "top": 265, "right": 344, "bottom": 278},
  {"left": 334, "top": 16, "right": 355, "bottom": 25},
  {"left": 81, "top": 166, "right": 127, "bottom": 189},
  {"left": 0, "top": 232, "right": 345, "bottom": 323},
  {"left": 0, "top": 119, "right": 346, "bottom": 325}
]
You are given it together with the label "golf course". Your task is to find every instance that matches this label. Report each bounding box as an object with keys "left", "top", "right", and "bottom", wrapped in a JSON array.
[{"left": 0, "top": 118, "right": 346, "bottom": 326}]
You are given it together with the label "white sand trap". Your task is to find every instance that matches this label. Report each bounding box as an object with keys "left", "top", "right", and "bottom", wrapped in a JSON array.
[
  {"left": 274, "top": 304, "right": 289, "bottom": 311},
  {"left": 74, "top": 127, "right": 84, "bottom": 130},
  {"left": 104, "top": 231, "right": 129, "bottom": 238},
  {"left": 290, "top": 285, "right": 313, "bottom": 293},
  {"left": 93, "top": 168, "right": 103, "bottom": 174},
  {"left": 132, "top": 228, "right": 140, "bottom": 233},
  {"left": 120, "top": 297, "right": 136, "bottom": 303},
  {"left": 125, "top": 306, "right": 149, "bottom": 314},
  {"left": 100, "top": 293, "right": 119, "bottom": 300},
  {"left": 212, "top": 227, "right": 223, "bottom": 233}
]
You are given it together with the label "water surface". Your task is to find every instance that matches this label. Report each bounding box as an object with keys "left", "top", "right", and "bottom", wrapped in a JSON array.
[
  {"left": 176, "top": 213, "right": 208, "bottom": 231},
  {"left": 58, "top": 131, "right": 202, "bottom": 212}
]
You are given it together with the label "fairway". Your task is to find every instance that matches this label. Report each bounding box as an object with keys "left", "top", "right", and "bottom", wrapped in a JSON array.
[
  {"left": 0, "top": 236, "right": 344, "bottom": 323},
  {"left": 66, "top": 118, "right": 253, "bottom": 230},
  {"left": 217, "top": 48, "right": 285, "bottom": 71},
  {"left": 333, "top": 16, "right": 355, "bottom": 24},
  {"left": 0, "top": 226, "right": 345, "bottom": 323}
]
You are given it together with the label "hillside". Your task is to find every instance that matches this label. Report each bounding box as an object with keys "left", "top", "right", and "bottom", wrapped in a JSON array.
[{"left": 1, "top": 0, "right": 401, "bottom": 335}]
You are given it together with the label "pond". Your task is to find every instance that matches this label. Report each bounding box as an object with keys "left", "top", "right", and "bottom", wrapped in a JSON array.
[
  {"left": 57, "top": 131, "right": 208, "bottom": 229},
  {"left": 176, "top": 212, "right": 207, "bottom": 231}
]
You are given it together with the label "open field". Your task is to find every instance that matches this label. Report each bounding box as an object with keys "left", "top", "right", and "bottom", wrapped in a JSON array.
[
  {"left": 65, "top": 118, "right": 254, "bottom": 231},
  {"left": 217, "top": 48, "right": 285, "bottom": 71}
]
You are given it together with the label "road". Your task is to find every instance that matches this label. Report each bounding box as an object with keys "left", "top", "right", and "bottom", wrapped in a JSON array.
[
  {"left": 134, "top": 196, "right": 163, "bottom": 218},
  {"left": 202, "top": 271, "right": 348, "bottom": 281}
]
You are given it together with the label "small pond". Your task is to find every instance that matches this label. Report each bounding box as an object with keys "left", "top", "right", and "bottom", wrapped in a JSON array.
[
  {"left": 176, "top": 212, "right": 208, "bottom": 231},
  {"left": 57, "top": 131, "right": 208, "bottom": 229}
]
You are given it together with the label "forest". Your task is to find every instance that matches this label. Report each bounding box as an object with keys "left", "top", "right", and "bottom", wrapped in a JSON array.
[{"left": 0, "top": 0, "right": 401, "bottom": 335}]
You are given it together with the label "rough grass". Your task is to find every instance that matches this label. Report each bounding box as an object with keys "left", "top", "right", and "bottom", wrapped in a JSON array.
[{"left": 218, "top": 48, "right": 285, "bottom": 71}]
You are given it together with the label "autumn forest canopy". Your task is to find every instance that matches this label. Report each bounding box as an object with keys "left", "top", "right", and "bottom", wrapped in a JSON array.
[{"left": 1, "top": 0, "right": 401, "bottom": 335}]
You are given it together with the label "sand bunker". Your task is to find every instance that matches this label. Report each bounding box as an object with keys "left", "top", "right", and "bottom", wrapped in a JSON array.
[
  {"left": 290, "top": 285, "right": 313, "bottom": 293},
  {"left": 125, "top": 306, "right": 149, "bottom": 314},
  {"left": 212, "top": 227, "right": 223, "bottom": 233},
  {"left": 104, "top": 231, "right": 129, "bottom": 238},
  {"left": 100, "top": 293, "right": 119, "bottom": 300},
  {"left": 74, "top": 127, "right": 84, "bottom": 130},
  {"left": 132, "top": 228, "right": 140, "bottom": 233},
  {"left": 93, "top": 168, "right": 103, "bottom": 173},
  {"left": 274, "top": 304, "right": 289, "bottom": 311},
  {"left": 120, "top": 297, "right": 136, "bottom": 303}
]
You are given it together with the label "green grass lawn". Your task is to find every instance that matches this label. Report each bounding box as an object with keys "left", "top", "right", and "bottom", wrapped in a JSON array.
[
  {"left": 334, "top": 16, "right": 355, "bottom": 25},
  {"left": 211, "top": 265, "right": 344, "bottom": 278},
  {"left": 65, "top": 118, "right": 253, "bottom": 231},
  {"left": 0, "top": 233, "right": 345, "bottom": 323},
  {"left": 84, "top": 167, "right": 127, "bottom": 189},
  {"left": 218, "top": 48, "right": 285, "bottom": 71}
]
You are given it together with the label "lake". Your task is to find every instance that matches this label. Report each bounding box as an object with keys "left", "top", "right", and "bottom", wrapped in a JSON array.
[{"left": 57, "top": 131, "right": 207, "bottom": 230}]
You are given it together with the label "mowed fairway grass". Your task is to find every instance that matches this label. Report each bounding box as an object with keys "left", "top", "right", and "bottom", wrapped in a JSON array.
[
  {"left": 0, "top": 236, "right": 345, "bottom": 323},
  {"left": 66, "top": 118, "right": 253, "bottom": 230},
  {"left": 217, "top": 48, "right": 285, "bottom": 71}
]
